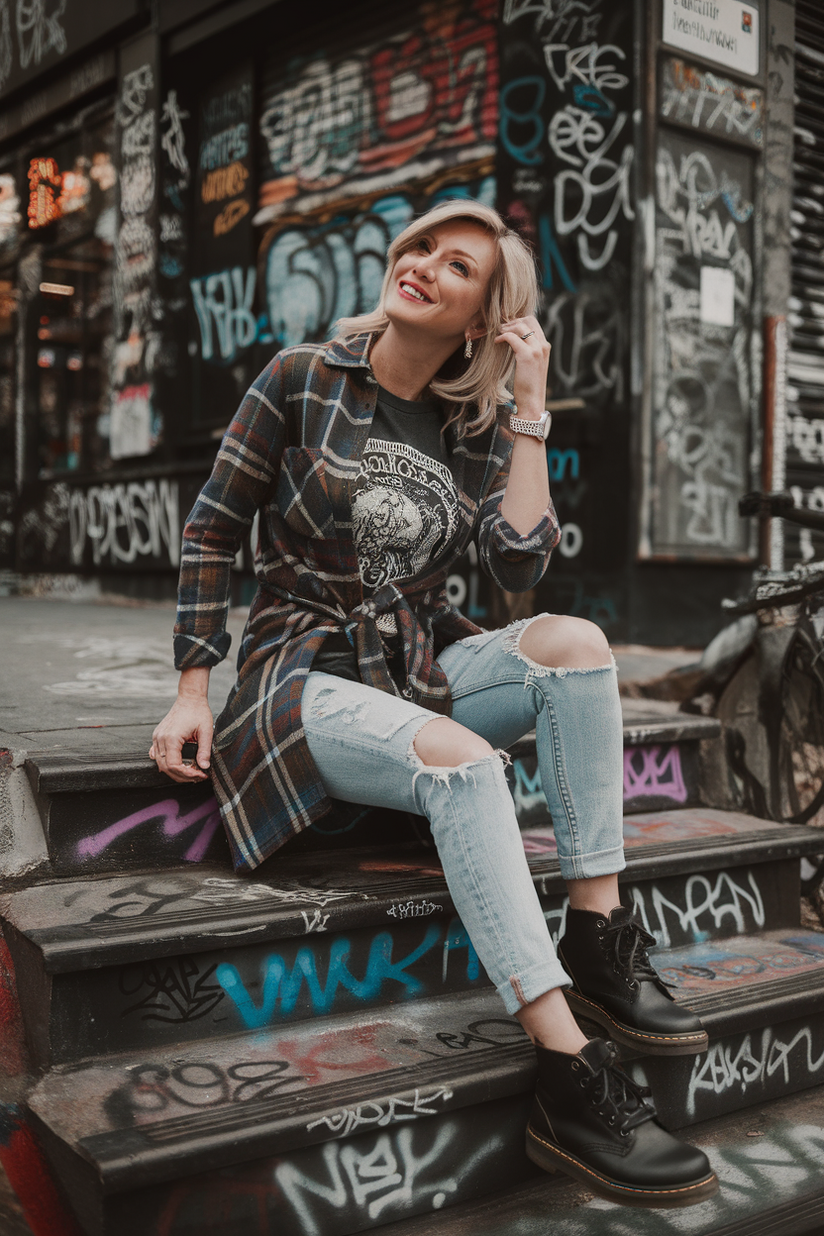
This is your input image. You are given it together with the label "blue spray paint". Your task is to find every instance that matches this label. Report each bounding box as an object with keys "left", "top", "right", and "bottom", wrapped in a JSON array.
[
  {"left": 499, "top": 77, "right": 546, "bottom": 166},
  {"left": 442, "top": 918, "right": 481, "bottom": 982},
  {"left": 573, "top": 83, "right": 615, "bottom": 115},
  {"left": 538, "top": 215, "right": 576, "bottom": 293},
  {"left": 216, "top": 926, "right": 442, "bottom": 1030},
  {"left": 547, "top": 447, "right": 580, "bottom": 482}
]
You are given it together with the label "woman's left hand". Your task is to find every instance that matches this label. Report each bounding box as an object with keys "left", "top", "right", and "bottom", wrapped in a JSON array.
[{"left": 495, "top": 315, "right": 551, "bottom": 418}]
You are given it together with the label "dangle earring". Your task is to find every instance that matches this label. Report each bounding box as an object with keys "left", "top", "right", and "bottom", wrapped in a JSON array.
[{"left": 464, "top": 335, "right": 473, "bottom": 359}]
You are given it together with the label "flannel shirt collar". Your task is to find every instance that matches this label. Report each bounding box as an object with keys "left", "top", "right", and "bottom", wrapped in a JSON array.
[{"left": 323, "top": 332, "right": 375, "bottom": 370}]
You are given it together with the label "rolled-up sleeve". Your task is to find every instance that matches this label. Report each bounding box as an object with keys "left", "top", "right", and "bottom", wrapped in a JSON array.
[
  {"left": 173, "top": 356, "right": 287, "bottom": 670},
  {"left": 476, "top": 463, "right": 561, "bottom": 593}
]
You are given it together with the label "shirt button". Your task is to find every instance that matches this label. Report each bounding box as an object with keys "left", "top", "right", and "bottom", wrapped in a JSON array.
[{"left": 402, "top": 685, "right": 413, "bottom": 699}]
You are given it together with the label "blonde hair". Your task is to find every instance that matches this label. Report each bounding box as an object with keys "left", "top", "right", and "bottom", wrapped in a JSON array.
[{"left": 334, "top": 200, "right": 539, "bottom": 437}]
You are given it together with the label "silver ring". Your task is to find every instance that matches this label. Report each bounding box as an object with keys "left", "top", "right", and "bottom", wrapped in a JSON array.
[{"left": 521, "top": 330, "right": 535, "bottom": 340}]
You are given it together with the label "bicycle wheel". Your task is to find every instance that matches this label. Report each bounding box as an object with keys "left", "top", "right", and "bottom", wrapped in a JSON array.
[
  {"left": 776, "top": 626, "right": 824, "bottom": 826},
  {"left": 715, "top": 628, "right": 824, "bottom": 826}
]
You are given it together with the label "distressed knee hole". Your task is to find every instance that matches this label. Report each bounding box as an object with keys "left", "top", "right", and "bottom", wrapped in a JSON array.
[
  {"left": 410, "top": 716, "right": 494, "bottom": 770},
  {"left": 502, "top": 613, "right": 616, "bottom": 680}
]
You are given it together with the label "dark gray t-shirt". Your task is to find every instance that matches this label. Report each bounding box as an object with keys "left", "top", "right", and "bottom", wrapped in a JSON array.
[
  {"left": 352, "top": 386, "right": 460, "bottom": 589},
  {"left": 312, "top": 385, "right": 461, "bottom": 680}
]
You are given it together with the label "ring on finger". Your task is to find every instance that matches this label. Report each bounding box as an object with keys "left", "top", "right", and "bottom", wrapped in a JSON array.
[{"left": 520, "top": 330, "right": 535, "bottom": 340}]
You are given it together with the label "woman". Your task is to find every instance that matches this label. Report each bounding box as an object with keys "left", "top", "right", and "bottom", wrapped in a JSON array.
[{"left": 151, "top": 200, "right": 717, "bottom": 1207}]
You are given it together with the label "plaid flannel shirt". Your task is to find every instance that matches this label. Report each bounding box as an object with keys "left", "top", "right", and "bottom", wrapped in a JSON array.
[{"left": 174, "top": 333, "right": 560, "bottom": 871}]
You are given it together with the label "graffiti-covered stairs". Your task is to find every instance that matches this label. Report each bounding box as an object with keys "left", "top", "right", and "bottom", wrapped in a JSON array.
[{"left": 1, "top": 704, "right": 824, "bottom": 1234}]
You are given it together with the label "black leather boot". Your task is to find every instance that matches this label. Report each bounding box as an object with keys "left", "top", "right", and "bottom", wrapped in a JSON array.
[
  {"left": 526, "top": 1038, "right": 718, "bottom": 1207},
  {"left": 558, "top": 906, "right": 708, "bottom": 1055}
]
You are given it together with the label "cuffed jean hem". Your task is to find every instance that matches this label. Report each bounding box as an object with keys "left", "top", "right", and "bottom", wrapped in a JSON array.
[
  {"left": 496, "top": 958, "right": 572, "bottom": 1016},
  {"left": 557, "top": 843, "right": 627, "bottom": 882}
]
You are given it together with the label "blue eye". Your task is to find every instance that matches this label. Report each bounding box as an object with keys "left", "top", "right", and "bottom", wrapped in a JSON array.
[{"left": 451, "top": 261, "right": 469, "bottom": 277}]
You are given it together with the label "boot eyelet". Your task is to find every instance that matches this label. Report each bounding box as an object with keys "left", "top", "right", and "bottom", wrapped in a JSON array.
[
  {"left": 630, "top": 979, "right": 640, "bottom": 992},
  {"left": 608, "top": 1116, "right": 615, "bottom": 1125},
  {"left": 620, "top": 1129, "right": 630, "bottom": 1138},
  {"left": 578, "top": 1078, "right": 587, "bottom": 1088},
  {"left": 596, "top": 919, "right": 606, "bottom": 928}
]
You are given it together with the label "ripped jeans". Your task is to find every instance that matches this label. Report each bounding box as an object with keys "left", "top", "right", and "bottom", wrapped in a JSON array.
[{"left": 301, "top": 614, "right": 626, "bottom": 1015}]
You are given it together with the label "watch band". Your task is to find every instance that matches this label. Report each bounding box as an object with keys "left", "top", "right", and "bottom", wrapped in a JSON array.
[{"left": 510, "top": 411, "right": 551, "bottom": 441}]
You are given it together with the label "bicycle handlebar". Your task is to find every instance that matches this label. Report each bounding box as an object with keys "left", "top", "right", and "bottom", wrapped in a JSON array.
[{"left": 739, "top": 491, "right": 824, "bottom": 533}]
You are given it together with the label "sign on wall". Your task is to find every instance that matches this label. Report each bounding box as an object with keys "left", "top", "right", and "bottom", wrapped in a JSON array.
[{"left": 662, "top": 0, "right": 760, "bottom": 78}]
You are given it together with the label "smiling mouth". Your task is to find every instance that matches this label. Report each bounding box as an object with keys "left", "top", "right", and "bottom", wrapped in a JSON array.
[{"left": 399, "top": 282, "right": 432, "bottom": 303}]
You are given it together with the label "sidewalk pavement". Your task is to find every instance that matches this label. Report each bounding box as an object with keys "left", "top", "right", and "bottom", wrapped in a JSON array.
[{"left": 0, "top": 597, "right": 702, "bottom": 759}]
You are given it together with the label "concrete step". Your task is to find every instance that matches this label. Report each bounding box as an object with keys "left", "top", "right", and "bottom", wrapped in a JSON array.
[
  {"left": 2, "top": 812, "right": 821, "bottom": 1067},
  {"left": 22, "top": 710, "right": 722, "bottom": 877},
  {"left": 24, "top": 947, "right": 824, "bottom": 1236},
  {"left": 372, "top": 1087, "right": 824, "bottom": 1236}
]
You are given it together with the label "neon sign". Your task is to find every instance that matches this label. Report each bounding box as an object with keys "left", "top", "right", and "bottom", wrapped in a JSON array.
[{"left": 27, "top": 157, "right": 62, "bottom": 229}]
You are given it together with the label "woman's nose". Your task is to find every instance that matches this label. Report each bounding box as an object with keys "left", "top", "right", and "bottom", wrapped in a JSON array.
[{"left": 412, "top": 256, "right": 435, "bottom": 281}]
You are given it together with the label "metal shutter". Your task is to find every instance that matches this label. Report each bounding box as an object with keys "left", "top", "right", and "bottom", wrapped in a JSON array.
[{"left": 788, "top": 0, "right": 824, "bottom": 564}]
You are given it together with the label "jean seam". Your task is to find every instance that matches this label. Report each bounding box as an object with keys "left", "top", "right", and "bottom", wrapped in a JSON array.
[{"left": 542, "top": 693, "right": 583, "bottom": 879}]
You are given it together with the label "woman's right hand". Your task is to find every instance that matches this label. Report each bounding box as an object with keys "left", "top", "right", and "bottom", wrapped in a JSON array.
[{"left": 150, "top": 695, "right": 214, "bottom": 783}]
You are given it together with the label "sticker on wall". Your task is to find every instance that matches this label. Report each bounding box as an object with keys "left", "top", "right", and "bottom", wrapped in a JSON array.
[{"left": 662, "top": 0, "right": 760, "bottom": 78}]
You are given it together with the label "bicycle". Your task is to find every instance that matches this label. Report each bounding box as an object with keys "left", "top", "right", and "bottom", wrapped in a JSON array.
[{"left": 685, "top": 491, "right": 824, "bottom": 916}]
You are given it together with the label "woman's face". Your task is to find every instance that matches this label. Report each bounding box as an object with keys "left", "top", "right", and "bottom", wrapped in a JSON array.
[{"left": 384, "top": 220, "right": 497, "bottom": 344}]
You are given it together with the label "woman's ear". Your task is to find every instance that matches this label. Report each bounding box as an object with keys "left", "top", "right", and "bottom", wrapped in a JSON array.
[{"left": 467, "top": 318, "right": 487, "bottom": 341}]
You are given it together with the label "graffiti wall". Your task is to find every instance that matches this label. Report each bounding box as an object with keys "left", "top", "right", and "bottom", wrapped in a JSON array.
[
  {"left": 642, "top": 53, "right": 762, "bottom": 560},
  {"left": 109, "top": 35, "right": 160, "bottom": 461},
  {"left": 496, "top": 0, "right": 635, "bottom": 634},
  {"left": 186, "top": 0, "right": 500, "bottom": 429},
  {"left": 15, "top": 474, "right": 205, "bottom": 572}
]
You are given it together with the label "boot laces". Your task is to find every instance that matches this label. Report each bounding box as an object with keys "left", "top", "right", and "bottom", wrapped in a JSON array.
[
  {"left": 604, "top": 916, "right": 673, "bottom": 987},
  {"left": 583, "top": 1042, "right": 657, "bottom": 1132}
]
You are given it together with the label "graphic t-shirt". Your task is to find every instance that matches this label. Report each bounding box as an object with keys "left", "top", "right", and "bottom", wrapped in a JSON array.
[
  {"left": 312, "top": 385, "right": 461, "bottom": 681},
  {"left": 352, "top": 387, "right": 459, "bottom": 589}
]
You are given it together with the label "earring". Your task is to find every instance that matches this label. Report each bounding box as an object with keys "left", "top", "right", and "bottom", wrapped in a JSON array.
[{"left": 464, "top": 337, "right": 473, "bottom": 359}]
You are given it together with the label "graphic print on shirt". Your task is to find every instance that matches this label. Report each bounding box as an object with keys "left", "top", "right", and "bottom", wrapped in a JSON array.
[{"left": 353, "top": 438, "right": 460, "bottom": 588}]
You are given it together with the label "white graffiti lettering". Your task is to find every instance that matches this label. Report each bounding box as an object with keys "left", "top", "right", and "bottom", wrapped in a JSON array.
[
  {"left": 275, "top": 1123, "right": 502, "bottom": 1233},
  {"left": 301, "top": 909, "right": 330, "bottom": 933},
  {"left": 16, "top": 0, "right": 66, "bottom": 71},
  {"left": 190, "top": 265, "right": 257, "bottom": 362},
  {"left": 191, "top": 876, "right": 364, "bottom": 909},
  {"left": 543, "top": 40, "right": 628, "bottom": 92},
  {"left": 68, "top": 480, "right": 179, "bottom": 569},
  {"left": 306, "top": 1087, "right": 454, "bottom": 1138},
  {"left": 630, "top": 871, "right": 765, "bottom": 949},
  {"left": 261, "top": 58, "right": 368, "bottom": 184},
  {"left": 787, "top": 414, "right": 824, "bottom": 467},
  {"left": 160, "top": 89, "right": 190, "bottom": 180},
  {"left": 686, "top": 1026, "right": 824, "bottom": 1116},
  {"left": 387, "top": 901, "right": 444, "bottom": 920}
]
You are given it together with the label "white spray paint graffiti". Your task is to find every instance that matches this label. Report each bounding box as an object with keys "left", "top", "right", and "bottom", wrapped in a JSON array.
[
  {"left": 651, "top": 139, "right": 755, "bottom": 552},
  {"left": 16, "top": 0, "right": 67, "bottom": 72},
  {"left": 160, "top": 89, "right": 190, "bottom": 178},
  {"left": 301, "top": 909, "right": 330, "bottom": 933},
  {"left": 630, "top": 871, "right": 765, "bottom": 949},
  {"left": 306, "top": 1087, "right": 454, "bottom": 1138},
  {"left": 111, "top": 60, "right": 157, "bottom": 456},
  {"left": 190, "top": 265, "right": 257, "bottom": 362},
  {"left": 191, "top": 876, "right": 366, "bottom": 909},
  {"left": 275, "top": 1123, "right": 503, "bottom": 1233},
  {"left": 546, "top": 38, "right": 633, "bottom": 272},
  {"left": 387, "top": 901, "right": 444, "bottom": 920},
  {"left": 68, "top": 479, "right": 179, "bottom": 568},
  {"left": 686, "top": 1026, "right": 824, "bottom": 1117}
]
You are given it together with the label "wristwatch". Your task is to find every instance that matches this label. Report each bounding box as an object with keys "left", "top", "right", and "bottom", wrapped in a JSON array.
[{"left": 510, "top": 409, "right": 552, "bottom": 441}]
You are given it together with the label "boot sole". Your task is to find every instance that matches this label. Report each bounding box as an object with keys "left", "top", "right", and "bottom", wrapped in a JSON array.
[
  {"left": 525, "top": 1125, "right": 719, "bottom": 1208},
  {"left": 564, "top": 990, "right": 709, "bottom": 1056}
]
